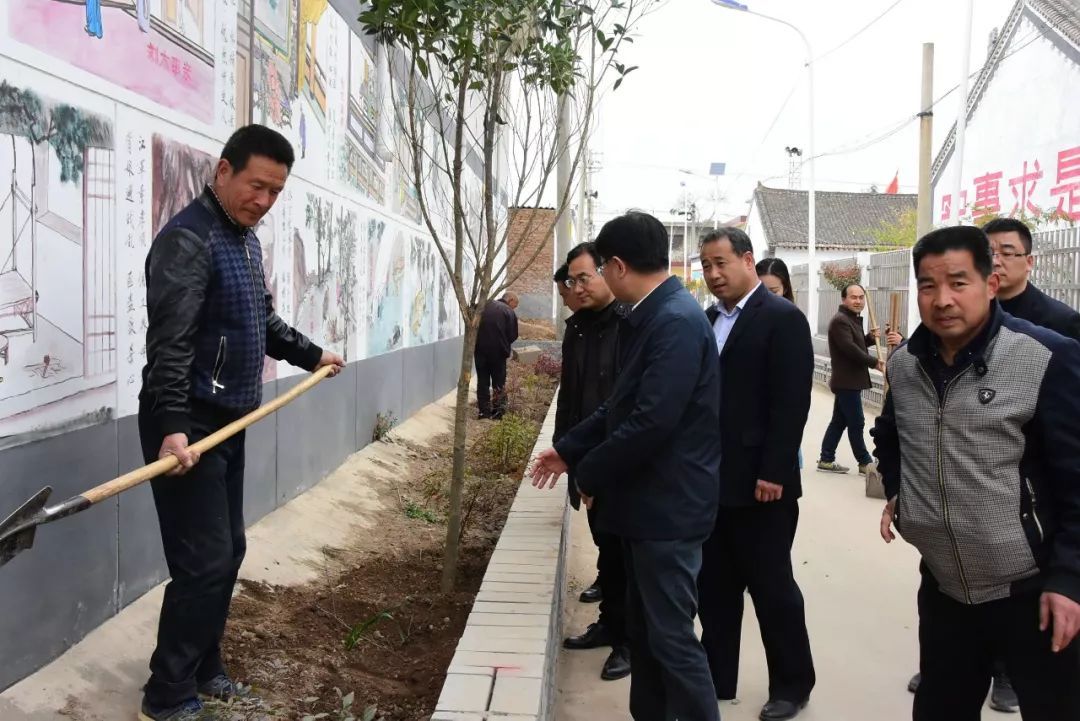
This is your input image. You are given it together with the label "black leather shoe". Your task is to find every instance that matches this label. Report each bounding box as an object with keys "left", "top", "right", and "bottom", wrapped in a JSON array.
[
  {"left": 563, "top": 622, "right": 612, "bottom": 650},
  {"left": 600, "top": 646, "right": 631, "bottom": 680},
  {"left": 907, "top": 672, "right": 921, "bottom": 693},
  {"left": 989, "top": 673, "right": 1019, "bottom": 713},
  {"left": 759, "top": 698, "right": 808, "bottom": 721},
  {"left": 579, "top": 580, "right": 602, "bottom": 603}
]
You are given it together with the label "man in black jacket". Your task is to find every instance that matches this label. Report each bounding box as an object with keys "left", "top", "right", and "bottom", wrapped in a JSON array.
[
  {"left": 138, "top": 125, "right": 344, "bottom": 721},
  {"left": 987, "top": 217, "right": 1080, "bottom": 341},
  {"left": 474, "top": 292, "right": 519, "bottom": 419},
  {"left": 555, "top": 242, "right": 630, "bottom": 681},
  {"left": 874, "top": 225, "right": 1080, "bottom": 721},
  {"left": 697, "top": 228, "right": 816, "bottom": 721},
  {"left": 532, "top": 212, "right": 721, "bottom": 721}
]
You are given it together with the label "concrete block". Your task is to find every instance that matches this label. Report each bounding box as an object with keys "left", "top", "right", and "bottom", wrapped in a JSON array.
[
  {"left": 467, "top": 613, "right": 550, "bottom": 627},
  {"left": 460, "top": 624, "right": 549, "bottom": 640},
  {"left": 434, "top": 672, "right": 493, "bottom": 713},
  {"left": 471, "top": 602, "right": 552, "bottom": 615},
  {"left": 485, "top": 573, "right": 556, "bottom": 585},
  {"left": 476, "top": 591, "right": 555, "bottom": 605},
  {"left": 431, "top": 713, "right": 485, "bottom": 721},
  {"left": 479, "top": 582, "right": 555, "bottom": 595},
  {"left": 456, "top": 635, "right": 548, "bottom": 655},
  {"left": 513, "top": 345, "right": 543, "bottom": 365},
  {"left": 490, "top": 676, "right": 543, "bottom": 716},
  {"left": 449, "top": 651, "right": 546, "bottom": 678}
]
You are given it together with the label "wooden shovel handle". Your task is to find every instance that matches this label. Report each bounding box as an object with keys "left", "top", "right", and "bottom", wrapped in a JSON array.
[
  {"left": 82, "top": 365, "right": 336, "bottom": 505},
  {"left": 864, "top": 291, "right": 888, "bottom": 393}
]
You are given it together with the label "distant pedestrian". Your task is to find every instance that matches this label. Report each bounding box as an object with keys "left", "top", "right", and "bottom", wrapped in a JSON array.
[
  {"left": 474, "top": 292, "right": 518, "bottom": 419},
  {"left": 874, "top": 225, "right": 1080, "bottom": 721}
]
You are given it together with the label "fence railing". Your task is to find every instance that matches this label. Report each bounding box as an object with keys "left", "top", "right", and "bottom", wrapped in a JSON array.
[
  {"left": 817, "top": 257, "right": 856, "bottom": 336},
  {"left": 1032, "top": 226, "right": 1080, "bottom": 312},
  {"left": 791, "top": 263, "right": 809, "bottom": 316},
  {"left": 866, "top": 248, "right": 912, "bottom": 338}
]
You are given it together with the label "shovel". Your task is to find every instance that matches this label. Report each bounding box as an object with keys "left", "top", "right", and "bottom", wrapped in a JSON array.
[{"left": 0, "top": 365, "right": 336, "bottom": 568}]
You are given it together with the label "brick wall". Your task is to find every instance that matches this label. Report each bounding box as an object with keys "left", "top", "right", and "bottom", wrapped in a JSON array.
[{"left": 507, "top": 208, "right": 557, "bottom": 320}]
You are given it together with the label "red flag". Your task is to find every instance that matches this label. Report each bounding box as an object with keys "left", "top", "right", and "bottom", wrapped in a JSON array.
[{"left": 885, "top": 171, "right": 899, "bottom": 194}]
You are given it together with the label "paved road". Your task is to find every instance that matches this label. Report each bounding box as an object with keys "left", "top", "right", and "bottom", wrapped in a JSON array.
[{"left": 555, "top": 384, "right": 1004, "bottom": 721}]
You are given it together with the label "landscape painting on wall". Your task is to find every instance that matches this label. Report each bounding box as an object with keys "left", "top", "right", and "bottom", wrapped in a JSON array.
[
  {"left": 0, "top": 78, "right": 117, "bottom": 447},
  {"left": 367, "top": 222, "right": 404, "bottom": 357},
  {"left": 8, "top": 0, "right": 218, "bottom": 124}
]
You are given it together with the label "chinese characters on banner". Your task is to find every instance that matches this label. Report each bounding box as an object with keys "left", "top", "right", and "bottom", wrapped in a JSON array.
[
  {"left": 942, "top": 144, "right": 1080, "bottom": 221},
  {"left": 118, "top": 127, "right": 151, "bottom": 415},
  {"left": 216, "top": 0, "right": 239, "bottom": 128}
]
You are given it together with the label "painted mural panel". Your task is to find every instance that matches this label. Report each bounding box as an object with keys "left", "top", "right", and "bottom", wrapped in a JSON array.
[
  {"left": 8, "top": 0, "right": 220, "bottom": 125},
  {"left": 0, "top": 73, "right": 117, "bottom": 447},
  {"left": 406, "top": 234, "right": 436, "bottom": 346},
  {"left": 366, "top": 221, "right": 405, "bottom": 357}
]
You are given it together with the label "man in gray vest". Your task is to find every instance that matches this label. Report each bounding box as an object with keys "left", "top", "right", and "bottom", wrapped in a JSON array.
[{"left": 873, "top": 225, "right": 1080, "bottom": 721}]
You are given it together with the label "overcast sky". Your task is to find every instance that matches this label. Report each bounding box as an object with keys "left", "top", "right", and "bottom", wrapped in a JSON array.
[{"left": 588, "top": 0, "right": 1017, "bottom": 225}]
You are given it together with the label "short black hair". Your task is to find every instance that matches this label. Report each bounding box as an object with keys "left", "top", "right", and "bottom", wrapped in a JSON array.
[
  {"left": 756, "top": 257, "right": 794, "bottom": 301},
  {"left": 912, "top": 225, "right": 994, "bottom": 279},
  {"left": 221, "top": 124, "right": 295, "bottom": 173},
  {"left": 841, "top": 282, "right": 865, "bottom": 298},
  {"left": 700, "top": 227, "right": 754, "bottom": 257},
  {"left": 593, "top": 212, "right": 669, "bottom": 273},
  {"left": 553, "top": 263, "right": 569, "bottom": 284},
  {"left": 567, "top": 241, "right": 602, "bottom": 268},
  {"left": 982, "top": 217, "right": 1033, "bottom": 253}
]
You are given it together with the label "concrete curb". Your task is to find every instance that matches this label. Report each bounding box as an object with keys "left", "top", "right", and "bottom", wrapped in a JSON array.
[{"left": 432, "top": 398, "right": 567, "bottom": 721}]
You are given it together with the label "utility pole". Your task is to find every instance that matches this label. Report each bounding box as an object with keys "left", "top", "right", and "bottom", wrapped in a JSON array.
[
  {"left": 554, "top": 92, "right": 572, "bottom": 340},
  {"left": 951, "top": 0, "right": 974, "bottom": 225},
  {"left": 917, "top": 42, "right": 935, "bottom": 239}
]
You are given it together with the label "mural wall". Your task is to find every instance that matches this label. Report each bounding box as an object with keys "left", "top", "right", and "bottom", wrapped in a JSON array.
[{"left": 0, "top": 1, "right": 490, "bottom": 447}]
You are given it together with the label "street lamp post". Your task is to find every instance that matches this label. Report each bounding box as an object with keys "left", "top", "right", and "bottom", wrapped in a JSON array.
[{"left": 709, "top": 0, "right": 818, "bottom": 331}]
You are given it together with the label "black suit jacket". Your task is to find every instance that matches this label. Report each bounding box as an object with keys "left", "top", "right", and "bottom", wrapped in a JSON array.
[
  {"left": 706, "top": 284, "right": 814, "bottom": 507},
  {"left": 555, "top": 277, "right": 722, "bottom": 540}
]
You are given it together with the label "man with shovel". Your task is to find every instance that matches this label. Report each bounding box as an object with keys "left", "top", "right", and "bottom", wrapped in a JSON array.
[{"left": 137, "top": 124, "right": 344, "bottom": 721}]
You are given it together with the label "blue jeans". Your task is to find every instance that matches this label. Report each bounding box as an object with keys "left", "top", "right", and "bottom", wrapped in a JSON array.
[{"left": 820, "top": 389, "right": 872, "bottom": 465}]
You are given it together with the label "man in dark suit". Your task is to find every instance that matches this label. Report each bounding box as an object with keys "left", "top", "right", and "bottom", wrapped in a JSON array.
[
  {"left": 532, "top": 212, "right": 722, "bottom": 721},
  {"left": 474, "top": 292, "right": 519, "bottom": 419},
  {"left": 696, "top": 228, "right": 816, "bottom": 721}
]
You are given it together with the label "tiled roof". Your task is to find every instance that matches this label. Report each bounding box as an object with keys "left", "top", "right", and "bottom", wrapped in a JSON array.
[
  {"left": 753, "top": 185, "right": 917, "bottom": 250},
  {"left": 931, "top": 0, "right": 1080, "bottom": 183}
]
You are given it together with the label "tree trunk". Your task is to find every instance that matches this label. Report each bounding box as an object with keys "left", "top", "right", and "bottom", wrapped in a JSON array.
[{"left": 440, "top": 320, "right": 478, "bottom": 592}]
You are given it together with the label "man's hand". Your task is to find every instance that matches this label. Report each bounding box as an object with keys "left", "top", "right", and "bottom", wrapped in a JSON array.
[
  {"left": 159, "top": 433, "right": 199, "bottom": 476},
  {"left": 881, "top": 496, "right": 897, "bottom": 543},
  {"left": 876, "top": 358, "right": 886, "bottom": 372},
  {"left": 755, "top": 479, "right": 783, "bottom": 503},
  {"left": 868, "top": 326, "right": 880, "bottom": 341},
  {"left": 316, "top": 351, "right": 346, "bottom": 377},
  {"left": 1041, "top": 592, "right": 1080, "bottom": 653},
  {"left": 886, "top": 329, "right": 903, "bottom": 348},
  {"left": 530, "top": 448, "right": 568, "bottom": 490},
  {"left": 580, "top": 493, "right": 594, "bottom": 510}
]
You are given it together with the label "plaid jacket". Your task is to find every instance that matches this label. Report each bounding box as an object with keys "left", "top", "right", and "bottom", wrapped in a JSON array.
[
  {"left": 872, "top": 303, "right": 1080, "bottom": 605},
  {"left": 141, "top": 189, "right": 322, "bottom": 436}
]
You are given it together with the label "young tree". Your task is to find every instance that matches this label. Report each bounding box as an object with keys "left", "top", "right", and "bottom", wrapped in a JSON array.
[{"left": 360, "top": 0, "right": 653, "bottom": 591}]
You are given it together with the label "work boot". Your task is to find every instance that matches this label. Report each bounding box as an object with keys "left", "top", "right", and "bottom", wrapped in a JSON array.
[
  {"left": 601, "top": 645, "right": 631, "bottom": 680},
  {"left": 563, "top": 622, "right": 613, "bottom": 650},
  {"left": 138, "top": 698, "right": 204, "bottom": 721},
  {"left": 989, "top": 673, "right": 1019, "bottom": 713},
  {"left": 579, "top": 577, "right": 602, "bottom": 603},
  {"left": 907, "top": 672, "right": 921, "bottom": 693},
  {"left": 817, "top": 460, "right": 849, "bottom": 474},
  {"left": 198, "top": 674, "right": 252, "bottom": 702}
]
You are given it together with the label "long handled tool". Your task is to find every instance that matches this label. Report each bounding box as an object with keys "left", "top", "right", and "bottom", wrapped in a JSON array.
[
  {"left": 0, "top": 365, "right": 335, "bottom": 568},
  {"left": 864, "top": 290, "right": 888, "bottom": 393}
]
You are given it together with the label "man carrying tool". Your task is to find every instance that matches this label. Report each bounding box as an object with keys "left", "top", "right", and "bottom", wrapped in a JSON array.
[{"left": 138, "top": 124, "right": 344, "bottom": 721}]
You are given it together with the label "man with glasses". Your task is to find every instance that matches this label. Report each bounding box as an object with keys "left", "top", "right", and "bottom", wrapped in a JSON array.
[
  {"left": 555, "top": 242, "right": 631, "bottom": 681},
  {"left": 532, "top": 212, "right": 722, "bottom": 721},
  {"left": 988, "top": 217, "right": 1080, "bottom": 342}
]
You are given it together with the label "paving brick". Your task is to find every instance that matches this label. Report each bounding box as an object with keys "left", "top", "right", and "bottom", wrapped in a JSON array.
[
  {"left": 460, "top": 624, "right": 550, "bottom": 640},
  {"left": 476, "top": 590, "right": 554, "bottom": 605},
  {"left": 467, "top": 612, "right": 550, "bottom": 627},
  {"left": 471, "top": 601, "right": 552, "bottom": 615},
  {"left": 479, "top": 581, "right": 553, "bottom": 594},
  {"left": 484, "top": 564, "right": 556, "bottom": 576},
  {"left": 434, "top": 672, "right": 493, "bottom": 713},
  {"left": 455, "top": 634, "right": 548, "bottom": 654},
  {"left": 485, "top": 572, "right": 556, "bottom": 584},
  {"left": 448, "top": 651, "right": 546, "bottom": 678},
  {"left": 490, "top": 676, "right": 543, "bottom": 716},
  {"left": 430, "top": 713, "right": 485, "bottom": 721}
]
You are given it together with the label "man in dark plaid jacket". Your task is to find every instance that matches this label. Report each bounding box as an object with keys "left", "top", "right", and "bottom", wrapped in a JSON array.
[{"left": 137, "top": 125, "right": 344, "bottom": 721}]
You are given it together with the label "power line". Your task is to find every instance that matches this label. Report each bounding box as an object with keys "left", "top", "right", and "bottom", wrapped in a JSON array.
[{"left": 813, "top": 0, "right": 908, "bottom": 64}]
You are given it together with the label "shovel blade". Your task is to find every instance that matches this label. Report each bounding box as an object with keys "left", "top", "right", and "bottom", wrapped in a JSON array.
[{"left": 0, "top": 486, "right": 52, "bottom": 567}]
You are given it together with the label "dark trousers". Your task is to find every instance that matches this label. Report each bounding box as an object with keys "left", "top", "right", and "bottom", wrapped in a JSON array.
[
  {"left": 819, "top": 389, "right": 872, "bottom": 465},
  {"left": 138, "top": 405, "right": 247, "bottom": 707},
  {"left": 623, "top": 536, "right": 720, "bottom": 721},
  {"left": 914, "top": 568, "right": 1080, "bottom": 721},
  {"left": 587, "top": 504, "right": 627, "bottom": 643},
  {"left": 698, "top": 501, "right": 816, "bottom": 702},
  {"left": 475, "top": 354, "right": 507, "bottom": 418}
]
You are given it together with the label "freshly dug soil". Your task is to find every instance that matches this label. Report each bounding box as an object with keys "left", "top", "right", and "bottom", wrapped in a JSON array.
[{"left": 216, "top": 359, "right": 559, "bottom": 721}]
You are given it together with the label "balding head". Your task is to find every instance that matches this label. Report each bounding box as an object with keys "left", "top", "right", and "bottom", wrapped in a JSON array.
[{"left": 502, "top": 292, "right": 519, "bottom": 310}]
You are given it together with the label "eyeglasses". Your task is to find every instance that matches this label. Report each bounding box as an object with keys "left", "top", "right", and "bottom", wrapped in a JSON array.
[
  {"left": 564, "top": 273, "right": 597, "bottom": 289},
  {"left": 992, "top": 250, "right": 1029, "bottom": 259}
]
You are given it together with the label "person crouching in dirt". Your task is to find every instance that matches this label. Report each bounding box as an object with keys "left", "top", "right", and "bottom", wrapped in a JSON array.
[{"left": 137, "top": 124, "right": 344, "bottom": 721}]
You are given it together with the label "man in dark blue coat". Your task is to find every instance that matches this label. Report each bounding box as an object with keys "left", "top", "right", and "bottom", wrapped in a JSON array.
[{"left": 532, "top": 212, "right": 721, "bottom": 721}]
